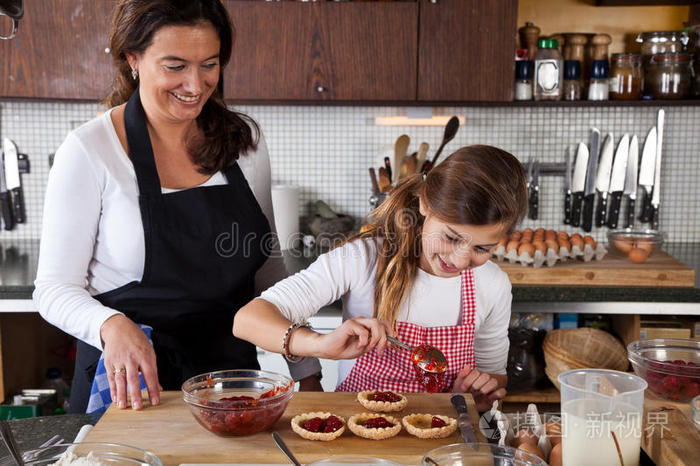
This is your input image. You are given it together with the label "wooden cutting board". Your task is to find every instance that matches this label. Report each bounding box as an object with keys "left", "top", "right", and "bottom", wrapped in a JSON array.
[
  {"left": 84, "top": 391, "right": 484, "bottom": 465},
  {"left": 495, "top": 250, "right": 695, "bottom": 287}
]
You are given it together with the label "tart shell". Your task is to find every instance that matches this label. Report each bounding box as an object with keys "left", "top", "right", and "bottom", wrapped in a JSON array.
[
  {"left": 290, "top": 412, "right": 346, "bottom": 441},
  {"left": 357, "top": 390, "right": 408, "bottom": 412},
  {"left": 347, "top": 413, "right": 402, "bottom": 440},
  {"left": 402, "top": 413, "right": 457, "bottom": 439}
]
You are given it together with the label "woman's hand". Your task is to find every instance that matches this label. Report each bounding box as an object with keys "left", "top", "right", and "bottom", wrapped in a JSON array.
[
  {"left": 311, "top": 317, "right": 393, "bottom": 360},
  {"left": 453, "top": 365, "right": 507, "bottom": 412},
  {"left": 100, "top": 314, "right": 161, "bottom": 410}
]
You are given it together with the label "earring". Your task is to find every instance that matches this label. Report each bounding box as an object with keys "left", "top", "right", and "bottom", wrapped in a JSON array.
[{"left": 131, "top": 69, "right": 138, "bottom": 80}]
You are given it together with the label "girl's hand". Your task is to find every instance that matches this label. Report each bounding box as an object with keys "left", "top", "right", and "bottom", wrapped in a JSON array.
[
  {"left": 100, "top": 314, "right": 161, "bottom": 410},
  {"left": 314, "top": 317, "right": 392, "bottom": 360},
  {"left": 453, "top": 365, "right": 507, "bottom": 412}
]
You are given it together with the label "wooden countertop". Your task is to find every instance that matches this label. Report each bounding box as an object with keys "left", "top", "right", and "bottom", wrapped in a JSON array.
[
  {"left": 84, "top": 391, "right": 483, "bottom": 465},
  {"left": 642, "top": 390, "right": 700, "bottom": 466}
]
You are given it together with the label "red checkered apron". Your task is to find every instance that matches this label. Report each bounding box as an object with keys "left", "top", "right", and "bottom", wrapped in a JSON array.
[{"left": 336, "top": 269, "right": 476, "bottom": 393}]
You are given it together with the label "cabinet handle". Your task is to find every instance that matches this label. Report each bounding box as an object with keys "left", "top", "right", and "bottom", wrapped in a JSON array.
[
  {"left": 316, "top": 85, "right": 326, "bottom": 93},
  {"left": 429, "top": 0, "right": 437, "bottom": 3}
]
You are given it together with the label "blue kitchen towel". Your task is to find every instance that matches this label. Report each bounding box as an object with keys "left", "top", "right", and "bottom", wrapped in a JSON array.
[{"left": 86, "top": 324, "right": 153, "bottom": 414}]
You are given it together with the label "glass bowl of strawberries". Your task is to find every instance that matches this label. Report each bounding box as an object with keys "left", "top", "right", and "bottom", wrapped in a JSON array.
[
  {"left": 628, "top": 338, "right": 700, "bottom": 401},
  {"left": 182, "top": 369, "right": 294, "bottom": 436}
]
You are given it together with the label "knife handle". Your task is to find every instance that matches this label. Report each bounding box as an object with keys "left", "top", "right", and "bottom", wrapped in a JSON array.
[
  {"left": 625, "top": 197, "right": 635, "bottom": 229},
  {"left": 564, "top": 191, "right": 572, "bottom": 224},
  {"left": 607, "top": 192, "right": 623, "bottom": 229},
  {"left": 0, "top": 192, "right": 14, "bottom": 231},
  {"left": 571, "top": 192, "right": 584, "bottom": 227},
  {"left": 651, "top": 206, "right": 659, "bottom": 231},
  {"left": 450, "top": 394, "right": 467, "bottom": 414},
  {"left": 595, "top": 194, "right": 608, "bottom": 228},
  {"left": 582, "top": 193, "right": 595, "bottom": 232},
  {"left": 528, "top": 188, "right": 538, "bottom": 220},
  {"left": 10, "top": 187, "right": 24, "bottom": 224},
  {"left": 639, "top": 189, "right": 652, "bottom": 223}
]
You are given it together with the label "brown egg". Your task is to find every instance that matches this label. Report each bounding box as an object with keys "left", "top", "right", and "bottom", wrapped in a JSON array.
[
  {"left": 545, "top": 421, "right": 562, "bottom": 447},
  {"left": 613, "top": 238, "right": 634, "bottom": 254},
  {"left": 557, "top": 238, "right": 571, "bottom": 252},
  {"left": 518, "top": 242, "right": 535, "bottom": 257},
  {"left": 506, "top": 240, "right": 520, "bottom": 253},
  {"left": 517, "top": 442, "right": 545, "bottom": 460},
  {"left": 548, "top": 442, "right": 563, "bottom": 466},
  {"left": 523, "top": 228, "right": 534, "bottom": 236},
  {"left": 514, "top": 428, "right": 539, "bottom": 447},
  {"left": 510, "top": 231, "right": 522, "bottom": 242},
  {"left": 522, "top": 233, "right": 534, "bottom": 243},
  {"left": 557, "top": 231, "right": 569, "bottom": 240},
  {"left": 571, "top": 236, "right": 584, "bottom": 249},
  {"left": 497, "top": 236, "right": 508, "bottom": 248},
  {"left": 535, "top": 227, "right": 545, "bottom": 236},
  {"left": 545, "top": 229, "right": 557, "bottom": 241},
  {"left": 635, "top": 240, "right": 655, "bottom": 254},
  {"left": 532, "top": 240, "right": 547, "bottom": 254},
  {"left": 583, "top": 235, "right": 596, "bottom": 248},
  {"left": 571, "top": 233, "right": 583, "bottom": 242},
  {"left": 629, "top": 247, "right": 649, "bottom": 263},
  {"left": 545, "top": 239, "right": 559, "bottom": 251}
]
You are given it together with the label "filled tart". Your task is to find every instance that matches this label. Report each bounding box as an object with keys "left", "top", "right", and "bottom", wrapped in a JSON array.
[
  {"left": 357, "top": 390, "right": 408, "bottom": 412},
  {"left": 347, "top": 413, "right": 402, "bottom": 440},
  {"left": 402, "top": 413, "right": 457, "bottom": 439},
  {"left": 290, "top": 412, "right": 346, "bottom": 441}
]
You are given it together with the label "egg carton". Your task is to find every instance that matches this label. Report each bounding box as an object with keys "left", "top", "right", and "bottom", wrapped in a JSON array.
[{"left": 491, "top": 230, "right": 607, "bottom": 268}]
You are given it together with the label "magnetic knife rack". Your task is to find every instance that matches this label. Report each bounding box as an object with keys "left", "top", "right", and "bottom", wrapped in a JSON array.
[{"left": 524, "top": 161, "right": 569, "bottom": 177}]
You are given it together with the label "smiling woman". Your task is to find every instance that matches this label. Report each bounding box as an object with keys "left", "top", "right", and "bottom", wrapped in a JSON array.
[{"left": 33, "top": 0, "right": 321, "bottom": 416}]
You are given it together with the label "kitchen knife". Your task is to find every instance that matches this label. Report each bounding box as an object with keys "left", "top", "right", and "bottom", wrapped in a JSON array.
[
  {"left": 638, "top": 127, "right": 657, "bottom": 224},
  {"left": 606, "top": 134, "right": 629, "bottom": 229},
  {"left": 527, "top": 158, "right": 539, "bottom": 220},
  {"left": 3, "top": 138, "right": 24, "bottom": 223},
  {"left": 594, "top": 133, "right": 614, "bottom": 228},
  {"left": 651, "top": 109, "right": 664, "bottom": 230},
  {"left": 450, "top": 394, "right": 478, "bottom": 444},
  {"left": 571, "top": 142, "right": 589, "bottom": 228},
  {"left": 582, "top": 128, "right": 601, "bottom": 232},
  {"left": 0, "top": 152, "right": 14, "bottom": 231},
  {"left": 564, "top": 146, "right": 572, "bottom": 224},
  {"left": 623, "top": 135, "right": 639, "bottom": 229},
  {"left": 383, "top": 156, "right": 392, "bottom": 184}
]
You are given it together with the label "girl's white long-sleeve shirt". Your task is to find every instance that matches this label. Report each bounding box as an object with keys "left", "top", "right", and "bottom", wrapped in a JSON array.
[
  {"left": 33, "top": 109, "right": 290, "bottom": 351},
  {"left": 260, "top": 237, "right": 512, "bottom": 387}
]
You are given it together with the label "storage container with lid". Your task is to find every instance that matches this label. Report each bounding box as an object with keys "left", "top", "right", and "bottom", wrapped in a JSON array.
[
  {"left": 587, "top": 59, "right": 609, "bottom": 101},
  {"left": 609, "top": 53, "right": 642, "bottom": 100},
  {"left": 644, "top": 53, "right": 693, "bottom": 99},
  {"left": 562, "top": 60, "right": 581, "bottom": 101},
  {"left": 533, "top": 38, "right": 563, "bottom": 100},
  {"left": 636, "top": 31, "right": 690, "bottom": 60},
  {"left": 514, "top": 60, "right": 533, "bottom": 100}
]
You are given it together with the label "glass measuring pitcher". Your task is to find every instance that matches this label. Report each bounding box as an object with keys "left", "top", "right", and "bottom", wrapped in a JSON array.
[
  {"left": 558, "top": 369, "right": 647, "bottom": 466},
  {"left": 0, "top": 0, "right": 23, "bottom": 40}
]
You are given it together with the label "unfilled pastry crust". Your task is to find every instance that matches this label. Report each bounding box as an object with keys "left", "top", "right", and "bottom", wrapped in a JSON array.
[
  {"left": 347, "top": 412, "right": 402, "bottom": 440},
  {"left": 356, "top": 390, "right": 408, "bottom": 412},
  {"left": 290, "top": 412, "right": 346, "bottom": 441},
  {"left": 402, "top": 413, "right": 457, "bottom": 439}
]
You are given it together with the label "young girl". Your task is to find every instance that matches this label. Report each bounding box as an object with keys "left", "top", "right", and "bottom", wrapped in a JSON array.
[{"left": 233, "top": 145, "right": 528, "bottom": 410}]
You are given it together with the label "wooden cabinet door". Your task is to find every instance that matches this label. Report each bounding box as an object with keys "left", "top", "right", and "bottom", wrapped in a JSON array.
[
  {"left": 0, "top": 0, "right": 113, "bottom": 100},
  {"left": 417, "top": 0, "right": 517, "bottom": 102},
  {"left": 224, "top": 1, "right": 417, "bottom": 102}
]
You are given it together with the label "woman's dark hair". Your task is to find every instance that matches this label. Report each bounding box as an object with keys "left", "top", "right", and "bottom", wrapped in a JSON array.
[
  {"left": 104, "top": 0, "right": 258, "bottom": 173},
  {"left": 349, "top": 145, "right": 528, "bottom": 326}
]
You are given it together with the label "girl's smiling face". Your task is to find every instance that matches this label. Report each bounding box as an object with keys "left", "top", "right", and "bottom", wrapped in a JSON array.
[
  {"left": 418, "top": 198, "right": 505, "bottom": 277},
  {"left": 126, "top": 22, "right": 220, "bottom": 125}
]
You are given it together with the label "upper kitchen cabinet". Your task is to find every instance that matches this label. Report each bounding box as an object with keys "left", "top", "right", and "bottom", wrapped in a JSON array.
[
  {"left": 224, "top": 1, "right": 418, "bottom": 102},
  {"left": 0, "top": 0, "right": 113, "bottom": 100},
  {"left": 417, "top": 0, "right": 518, "bottom": 102}
]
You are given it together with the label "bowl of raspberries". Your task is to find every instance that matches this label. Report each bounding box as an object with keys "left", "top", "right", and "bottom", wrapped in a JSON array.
[{"left": 628, "top": 338, "right": 700, "bottom": 401}]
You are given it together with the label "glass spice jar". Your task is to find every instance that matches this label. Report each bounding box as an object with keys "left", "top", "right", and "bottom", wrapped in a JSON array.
[
  {"left": 644, "top": 53, "right": 693, "bottom": 100},
  {"left": 609, "top": 53, "right": 642, "bottom": 100}
]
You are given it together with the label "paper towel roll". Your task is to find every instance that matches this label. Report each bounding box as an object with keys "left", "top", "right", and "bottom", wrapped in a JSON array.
[{"left": 271, "top": 185, "right": 300, "bottom": 250}]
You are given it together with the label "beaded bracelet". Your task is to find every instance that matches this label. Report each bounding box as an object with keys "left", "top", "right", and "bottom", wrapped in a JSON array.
[{"left": 283, "top": 321, "right": 311, "bottom": 363}]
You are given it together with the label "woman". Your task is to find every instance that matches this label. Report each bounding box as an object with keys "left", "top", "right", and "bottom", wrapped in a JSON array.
[{"left": 34, "top": 0, "right": 319, "bottom": 414}]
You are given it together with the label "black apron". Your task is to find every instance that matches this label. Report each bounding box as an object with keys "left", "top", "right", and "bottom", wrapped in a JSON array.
[{"left": 69, "top": 90, "right": 271, "bottom": 413}]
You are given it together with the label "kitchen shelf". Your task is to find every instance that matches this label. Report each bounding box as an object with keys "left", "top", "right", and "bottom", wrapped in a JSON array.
[{"left": 504, "top": 386, "right": 560, "bottom": 404}]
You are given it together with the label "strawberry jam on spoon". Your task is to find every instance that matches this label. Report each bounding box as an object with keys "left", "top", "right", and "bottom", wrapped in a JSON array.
[{"left": 387, "top": 336, "right": 448, "bottom": 393}]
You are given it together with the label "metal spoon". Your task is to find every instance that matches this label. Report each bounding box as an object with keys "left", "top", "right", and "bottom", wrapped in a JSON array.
[
  {"left": 387, "top": 336, "right": 447, "bottom": 373},
  {"left": 420, "top": 116, "right": 460, "bottom": 174},
  {"left": 0, "top": 420, "right": 24, "bottom": 466},
  {"left": 272, "top": 431, "right": 301, "bottom": 466}
]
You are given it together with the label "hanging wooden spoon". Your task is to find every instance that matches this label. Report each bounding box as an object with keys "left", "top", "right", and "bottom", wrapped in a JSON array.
[
  {"left": 420, "top": 116, "right": 460, "bottom": 175},
  {"left": 415, "top": 142, "right": 429, "bottom": 174},
  {"left": 393, "top": 134, "right": 410, "bottom": 184}
]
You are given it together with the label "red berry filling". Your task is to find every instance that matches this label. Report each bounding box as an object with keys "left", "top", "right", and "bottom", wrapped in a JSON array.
[
  {"left": 363, "top": 416, "right": 395, "bottom": 429},
  {"left": 302, "top": 415, "right": 343, "bottom": 433},
  {"left": 646, "top": 358, "right": 700, "bottom": 401},
  {"left": 431, "top": 416, "right": 447, "bottom": 428},
  {"left": 372, "top": 391, "right": 401, "bottom": 402}
]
